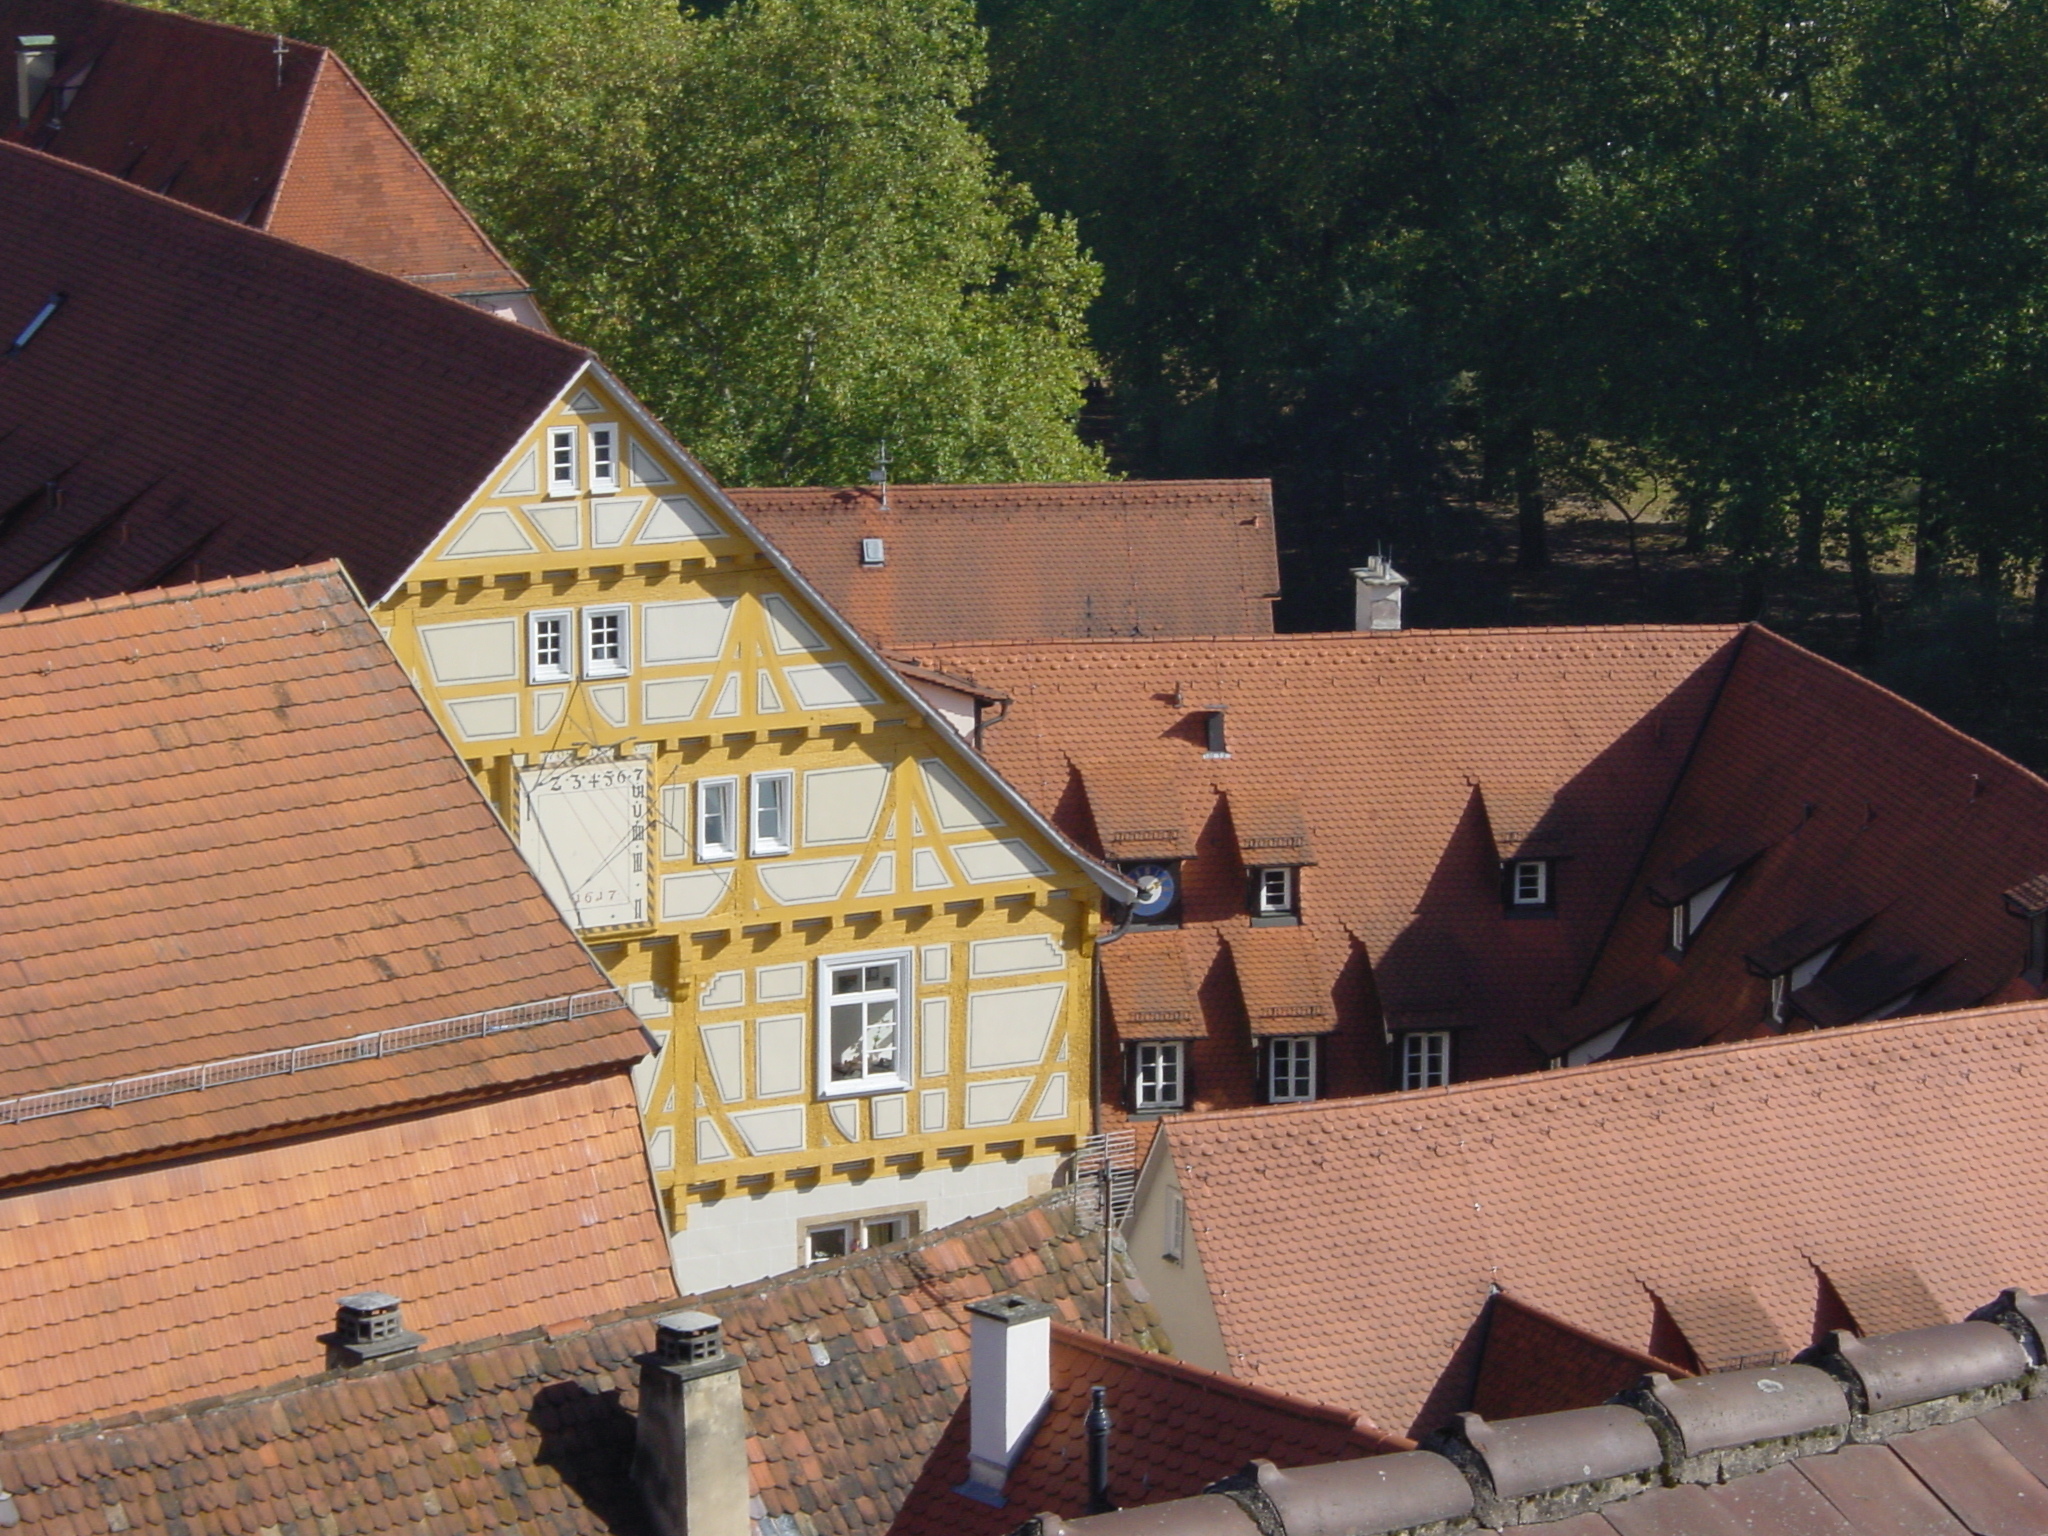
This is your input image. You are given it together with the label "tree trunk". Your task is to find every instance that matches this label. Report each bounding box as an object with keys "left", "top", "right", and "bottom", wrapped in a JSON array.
[
  {"left": 1913, "top": 488, "right": 1944, "bottom": 601},
  {"left": 1977, "top": 545, "right": 2004, "bottom": 603},
  {"left": 1513, "top": 437, "right": 1548, "bottom": 571},
  {"left": 1849, "top": 503, "right": 1882, "bottom": 663},
  {"left": 1679, "top": 484, "right": 1711, "bottom": 554},
  {"left": 1795, "top": 489, "right": 1825, "bottom": 574}
]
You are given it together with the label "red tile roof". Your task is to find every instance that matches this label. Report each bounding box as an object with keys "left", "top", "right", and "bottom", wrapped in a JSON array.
[
  {"left": 0, "top": 565, "right": 647, "bottom": 1187},
  {"left": 1, "top": 0, "right": 532, "bottom": 303},
  {"left": 900, "top": 628, "right": 1741, "bottom": 1110},
  {"left": 0, "top": 1195, "right": 1177, "bottom": 1536},
  {"left": 894, "top": 1326, "right": 1407, "bottom": 1536},
  {"left": 1469, "top": 1294, "right": 1690, "bottom": 1421},
  {"left": 0, "top": 139, "right": 583, "bottom": 607},
  {"left": 729, "top": 482, "right": 1281, "bottom": 646},
  {"left": 1153, "top": 998, "right": 2048, "bottom": 1439},
  {"left": 1570, "top": 628, "right": 2048, "bottom": 1059},
  {"left": 0, "top": 1073, "right": 672, "bottom": 1428}
]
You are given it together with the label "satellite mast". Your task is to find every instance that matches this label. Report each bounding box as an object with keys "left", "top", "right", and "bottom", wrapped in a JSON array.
[{"left": 868, "top": 440, "right": 890, "bottom": 510}]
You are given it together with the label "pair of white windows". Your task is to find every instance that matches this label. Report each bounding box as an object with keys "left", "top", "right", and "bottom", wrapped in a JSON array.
[
  {"left": 1132, "top": 1041, "right": 1184, "bottom": 1110},
  {"left": 546, "top": 423, "right": 619, "bottom": 496},
  {"left": 530, "top": 607, "right": 629, "bottom": 683},
  {"left": 669, "top": 773, "right": 792, "bottom": 861}
]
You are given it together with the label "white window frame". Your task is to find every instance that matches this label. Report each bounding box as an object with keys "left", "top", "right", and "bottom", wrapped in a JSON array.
[
  {"left": 750, "top": 770, "right": 793, "bottom": 857},
  {"left": 588, "top": 423, "right": 619, "bottom": 494},
  {"left": 1132, "top": 1041, "right": 1185, "bottom": 1111},
  {"left": 1253, "top": 866, "right": 1296, "bottom": 916},
  {"left": 1671, "top": 872, "right": 1734, "bottom": 953},
  {"left": 528, "top": 609, "right": 573, "bottom": 684},
  {"left": 818, "top": 949, "right": 911, "bottom": 1097},
  {"left": 547, "top": 425, "right": 579, "bottom": 495},
  {"left": 1400, "top": 1030, "right": 1450, "bottom": 1090},
  {"left": 1266, "top": 1035, "right": 1317, "bottom": 1102},
  {"left": 1511, "top": 859, "right": 1550, "bottom": 907},
  {"left": 697, "top": 777, "right": 738, "bottom": 862},
  {"left": 582, "top": 604, "right": 630, "bottom": 678},
  {"left": 804, "top": 1209, "right": 918, "bottom": 1265}
]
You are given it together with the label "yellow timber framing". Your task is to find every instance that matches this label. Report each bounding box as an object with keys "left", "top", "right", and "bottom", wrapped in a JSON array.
[{"left": 371, "top": 362, "right": 1131, "bottom": 1262}]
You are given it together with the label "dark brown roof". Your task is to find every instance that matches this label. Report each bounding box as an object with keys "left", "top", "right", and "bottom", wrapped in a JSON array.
[
  {"left": 1574, "top": 628, "right": 2048, "bottom": 1057},
  {"left": 0, "top": 565, "right": 647, "bottom": 1188},
  {"left": 728, "top": 482, "right": 1282, "bottom": 646},
  {"left": 0, "top": 1195, "right": 1204, "bottom": 1536},
  {"left": 0, "top": 139, "right": 583, "bottom": 607},
  {"left": 1, "top": 0, "right": 532, "bottom": 302}
]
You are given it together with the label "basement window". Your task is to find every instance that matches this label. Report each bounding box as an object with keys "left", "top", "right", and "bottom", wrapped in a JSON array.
[
  {"left": 820, "top": 952, "right": 908, "bottom": 1095},
  {"left": 588, "top": 424, "right": 618, "bottom": 493},
  {"left": 529, "top": 610, "right": 572, "bottom": 683},
  {"left": 1265, "top": 1036, "right": 1317, "bottom": 1102},
  {"left": 547, "top": 426, "right": 579, "bottom": 495},
  {"left": 1399, "top": 1030, "right": 1451, "bottom": 1090},
  {"left": 1131, "top": 1041, "right": 1185, "bottom": 1111},
  {"left": 582, "top": 605, "right": 629, "bottom": 676}
]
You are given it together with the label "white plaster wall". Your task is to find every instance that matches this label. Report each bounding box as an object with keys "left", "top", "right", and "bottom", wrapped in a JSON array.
[
  {"left": 1124, "top": 1141, "right": 1232, "bottom": 1373},
  {"left": 906, "top": 679, "right": 978, "bottom": 741},
  {"left": 670, "top": 1152, "right": 1060, "bottom": 1294}
]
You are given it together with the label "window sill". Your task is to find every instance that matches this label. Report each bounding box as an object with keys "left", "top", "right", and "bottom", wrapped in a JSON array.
[
  {"left": 819, "top": 1079, "right": 910, "bottom": 1100},
  {"left": 1249, "top": 913, "right": 1300, "bottom": 928},
  {"left": 697, "top": 852, "right": 737, "bottom": 864},
  {"left": 750, "top": 847, "right": 793, "bottom": 860},
  {"left": 583, "top": 669, "right": 631, "bottom": 682},
  {"left": 1129, "top": 1105, "right": 1186, "bottom": 1118}
]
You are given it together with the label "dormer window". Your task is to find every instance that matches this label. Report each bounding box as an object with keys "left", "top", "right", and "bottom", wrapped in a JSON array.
[
  {"left": 1769, "top": 942, "right": 1841, "bottom": 1023},
  {"left": 1250, "top": 866, "right": 1297, "bottom": 923},
  {"left": 1668, "top": 873, "right": 1733, "bottom": 954},
  {"left": 1507, "top": 859, "right": 1553, "bottom": 910}
]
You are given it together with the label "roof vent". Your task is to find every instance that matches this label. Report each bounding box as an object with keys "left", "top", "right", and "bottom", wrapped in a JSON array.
[
  {"left": 1351, "top": 556, "right": 1410, "bottom": 632},
  {"left": 860, "top": 536, "right": 886, "bottom": 567},
  {"left": 14, "top": 35, "right": 54, "bottom": 125},
  {"left": 656, "top": 1309, "right": 726, "bottom": 1366},
  {"left": 329, "top": 1291, "right": 425, "bottom": 1365}
]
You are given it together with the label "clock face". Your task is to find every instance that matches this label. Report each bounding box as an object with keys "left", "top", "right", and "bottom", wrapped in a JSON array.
[{"left": 1125, "top": 862, "right": 1179, "bottom": 919}]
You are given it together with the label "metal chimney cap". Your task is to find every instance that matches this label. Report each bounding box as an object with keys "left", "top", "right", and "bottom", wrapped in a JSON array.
[
  {"left": 339, "top": 1290, "right": 402, "bottom": 1312},
  {"left": 17, "top": 35, "right": 56, "bottom": 46},
  {"left": 967, "top": 1294, "right": 1055, "bottom": 1326},
  {"left": 657, "top": 1309, "right": 723, "bottom": 1333}
]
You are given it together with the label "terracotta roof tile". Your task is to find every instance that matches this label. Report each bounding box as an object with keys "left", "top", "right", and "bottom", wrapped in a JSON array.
[
  {"left": 1, "top": 0, "right": 532, "bottom": 302},
  {"left": 1469, "top": 1294, "right": 1688, "bottom": 1421},
  {"left": 730, "top": 482, "right": 1280, "bottom": 647},
  {"left": 0, "top": 566, "right": 648, "bottom": 1186},
  {"left": 0, "top": 139, "right": 582, "bottom": 608},
  {"left": 1224, "top": 928, "right": 1332, "bottom": 1031},
  {"left": 1154, "top": 999, "right": 2048, "bottom": 1438}
]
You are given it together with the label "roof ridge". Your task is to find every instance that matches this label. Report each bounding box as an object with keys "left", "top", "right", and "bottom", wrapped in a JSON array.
[
  {"left": 0, "top": 560, "right": 344, "bottom": 630},
  {"left": 1160, "top": 992, "right": 2048, "bottom": 1140},
  {"left": 0, "top": 139, "right": 586, "bottom": 360},
  {"left": 905, "top": 625, "right": 1747, "bottom": 656}
]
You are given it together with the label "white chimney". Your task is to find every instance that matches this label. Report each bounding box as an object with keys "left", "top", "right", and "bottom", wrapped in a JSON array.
[
  {"left": 634, "top": 1311, "right": 750, "bottom": 1536},
  {"left": 958, "top": 1294, "right": 1054, "bottom": 1505},
  {"left": 1352, "top": 557, "right": 1410, "bottom": 632},
  {"left": 15, "top": 35, "right": 56, "bottom": 125}
]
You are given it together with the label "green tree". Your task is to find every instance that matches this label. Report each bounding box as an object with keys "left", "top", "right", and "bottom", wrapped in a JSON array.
[{"left": 152, "top": 0, "right": 1107, "bottom": 486}]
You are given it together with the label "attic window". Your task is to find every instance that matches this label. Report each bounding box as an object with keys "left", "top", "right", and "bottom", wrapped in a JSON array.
[
  {"left": 588, "top": 424, "right": 618, "bottom": 494},
  {"left": 15, "top": 35, "right": 55, "bottom": 125},
  {"left": 860, "top": 537, "right": 885, "bottom": 566},
  {"left": 1669, "top": 872, "right": 1734, "bottom": 954},
  {"left": 1250, "top": 866, "right": 1297, "bottom": 922},
  {"left": 6, "top": 292, "right": 63, "bottom": 355},
  {"left": 547, "top": 426, "right": 578, "bottom": 494},
  {"left": 1565, "top": 1015, "right": 1632, "bottom": 1067},
  {"left": 1203, "top": 710, "right": 1228, "bottom": 758},
  {"left": 1504, "top": 858, "right": 1555, "bottom": 912},
  {"left": 1769, "top": 942, "right": 1840, "bottom": 1023}
]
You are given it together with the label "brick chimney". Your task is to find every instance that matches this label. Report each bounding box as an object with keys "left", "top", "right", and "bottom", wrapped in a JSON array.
[
  {"left": 634, "top": 1311, "right": 749, "bottom": 1536},
  {"left": 958, "top": 1294, "right": 1054, "bottom": 1506}
]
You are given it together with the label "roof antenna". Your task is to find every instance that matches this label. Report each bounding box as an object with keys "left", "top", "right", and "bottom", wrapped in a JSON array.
[
  {"left": 868, "top": 440, "right": 890, "bottom": 510},
  {"left": 273, "top": 32, "right": 287, "bottom": 89}
]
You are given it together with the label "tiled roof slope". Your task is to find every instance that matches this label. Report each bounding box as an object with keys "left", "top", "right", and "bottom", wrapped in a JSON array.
[
  {"left": 899, "top": 628, "right": 1740, "bottom": 1099},
  {"left": 1468, "top": 1294, "right": 1688, "bottom": 1421},
  {"left": 0, "top": 565, "right": 647, "bottom": 1185},
  {"left": 0, "top": 140, "right": 582, "bottom": 608},
  {"left": 0, "top": 1074, "right": 672, "bottom": 1427},
  {"left": 1156, "top": 998, "right": 2048, "bottom": 1439},
  {"left": 728, "top": 482, "right": 1281, "bottom": 645},
  {"left": 1, "top": 0, "right": 532, "bottom": 300},
  {"left": 0, "top": 1195, "right": 1166, "bottom": 1536},
  {"left": 895, "top": 1326, "right": 1406, "bottom": 1536},
  {"left": 1569, "top": 627, "right": 2048, "bottom": 1057}
]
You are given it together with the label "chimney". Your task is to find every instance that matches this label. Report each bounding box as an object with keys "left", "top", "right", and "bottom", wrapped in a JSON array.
[
  {"left": 328, "top": 1291, "right": 424, "bottom": 1366},
  {"left": 1085, "top": 1385, "right": 1113, "bottom": 1514},
  {"left": 15, "top": 35, "right": 55, "bottom": 125},
  {"left": 634, "top": 1311, "right": 750, "bottom": 1536},
  {"left": 1351, "top": 556, "right": 1410, "bottom": 632},
  {"left": 958, "top": 1294, "right": 1054, "bottom": 1506}
]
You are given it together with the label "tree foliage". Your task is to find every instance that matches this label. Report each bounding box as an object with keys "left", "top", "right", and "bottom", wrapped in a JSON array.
[{"left": 153, "top": 0, "right": 1107, "bottom": 485}]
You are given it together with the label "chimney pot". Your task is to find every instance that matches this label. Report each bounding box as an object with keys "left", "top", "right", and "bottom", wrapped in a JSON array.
[
  {"left": 330, "top": 1291, "right": 424, "bottom": 1365},
  {"left": 655, "top": 1309, "right": 726, "bottom": 1366},
  {"left": 958, "top": 1293, "right": 1054, "bottom": 1506}
]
